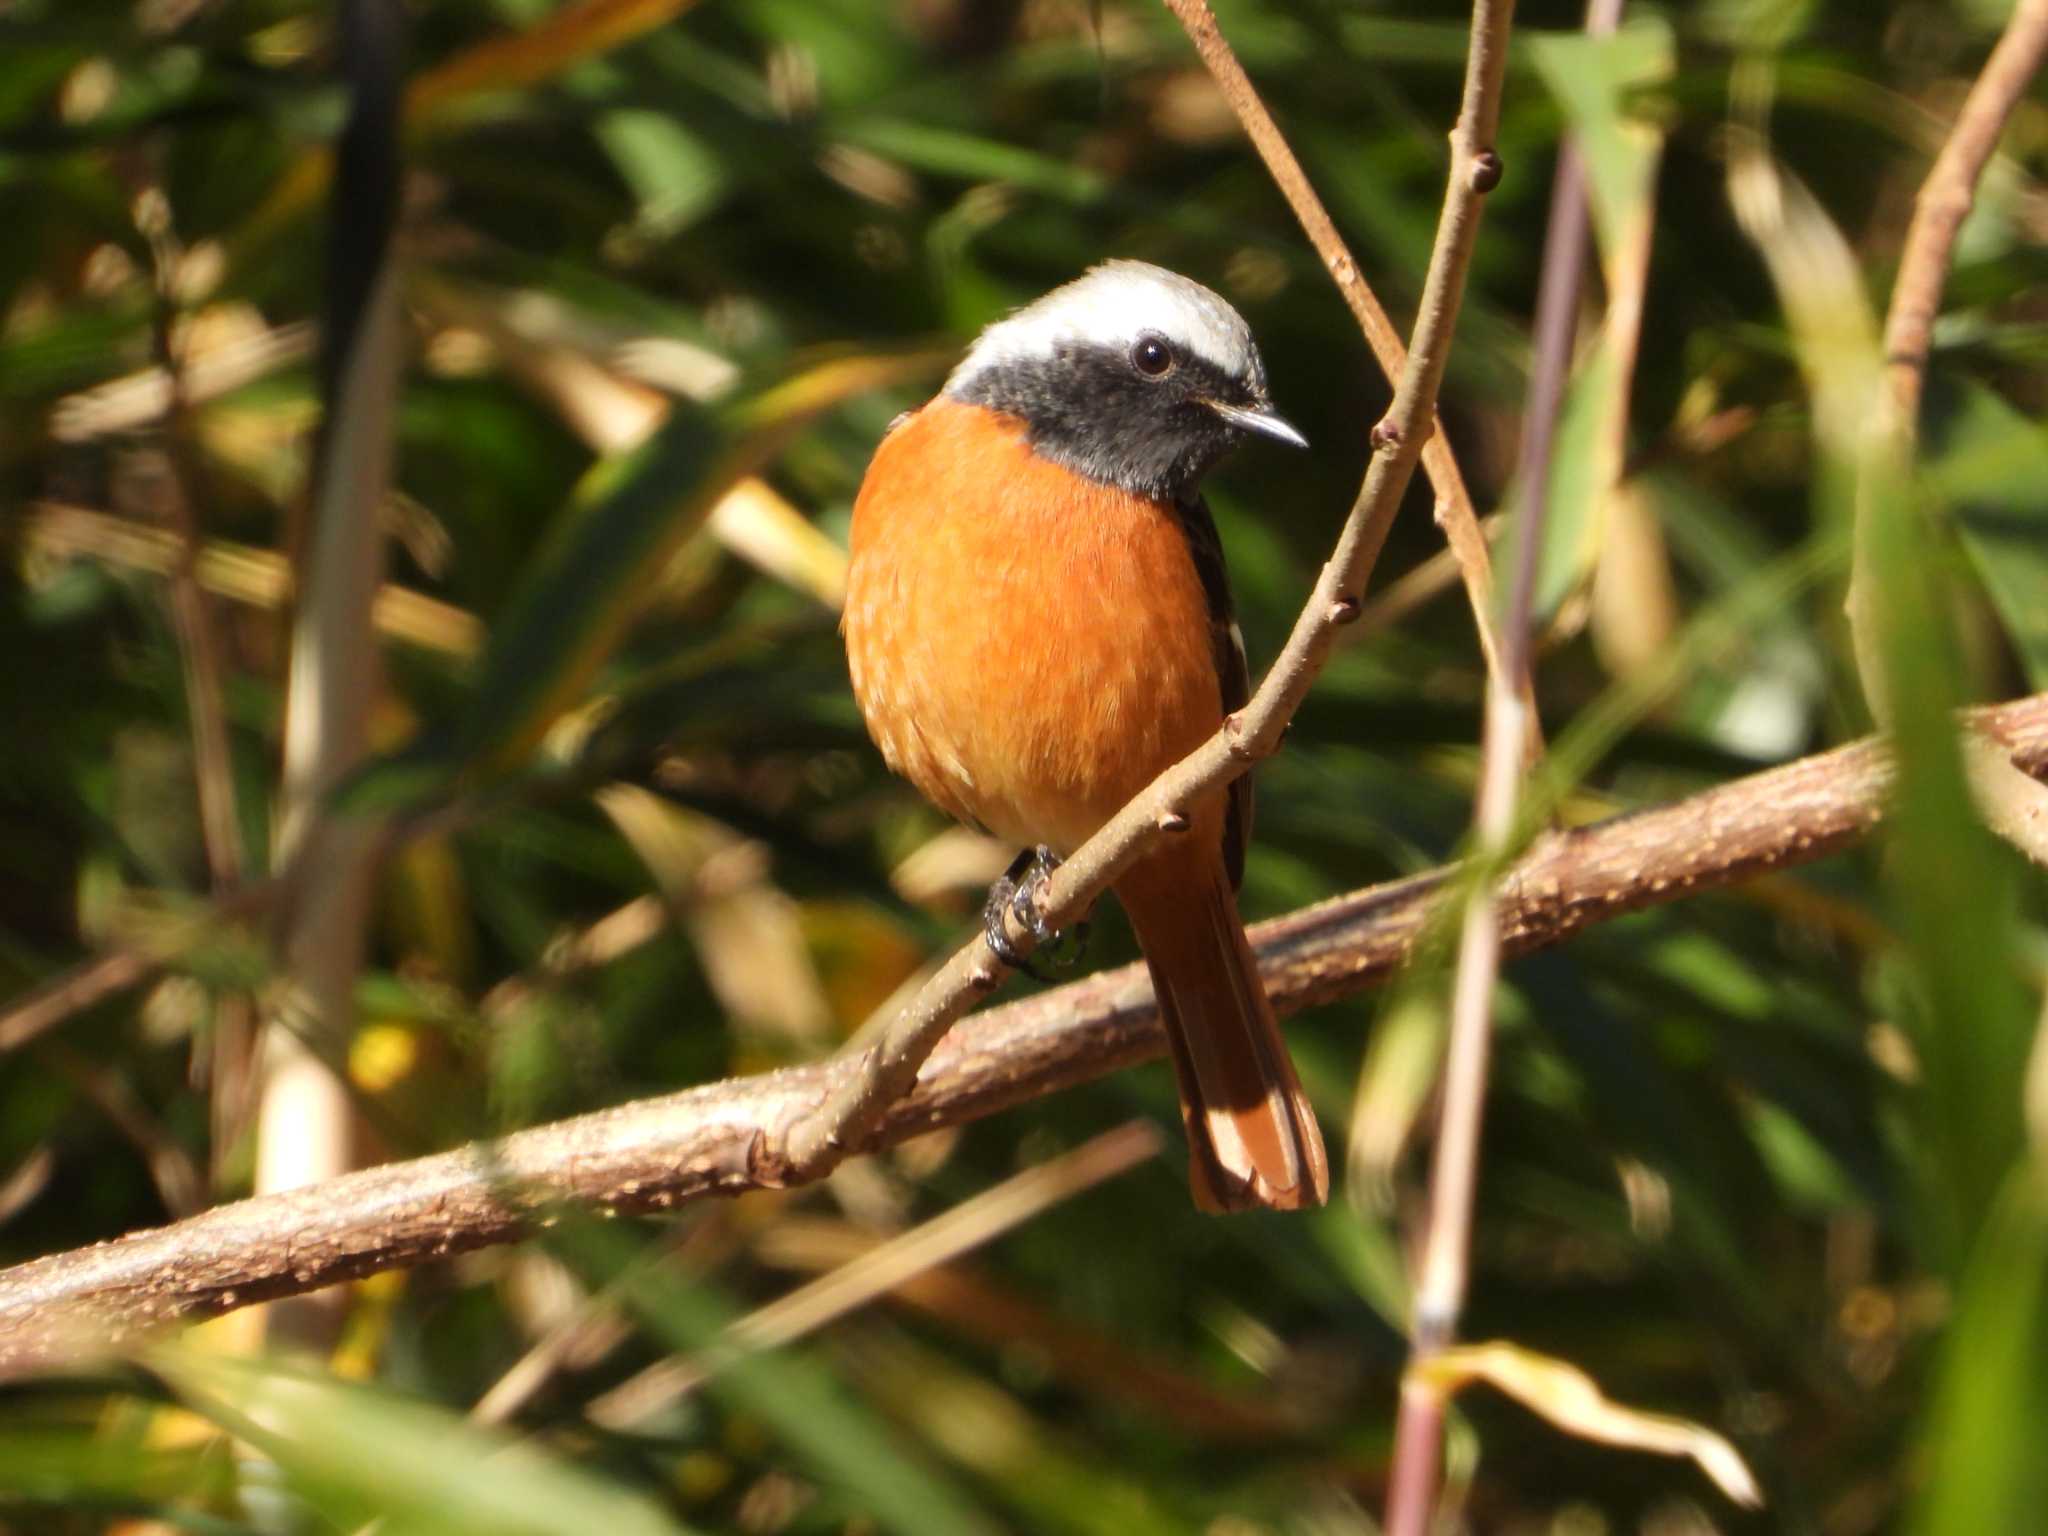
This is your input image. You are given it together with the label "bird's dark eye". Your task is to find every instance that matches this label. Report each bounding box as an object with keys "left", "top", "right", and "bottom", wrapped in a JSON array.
[{"left": 1131, "top": 333, "right": 1174, "bottom": 378}]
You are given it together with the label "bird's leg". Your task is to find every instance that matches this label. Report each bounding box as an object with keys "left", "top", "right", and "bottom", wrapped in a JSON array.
[{"left": 983, "top": 846, "right": 1090, "bottom": 978}]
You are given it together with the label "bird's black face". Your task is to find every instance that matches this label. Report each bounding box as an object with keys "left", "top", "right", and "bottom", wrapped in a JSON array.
[
  {"left": 941, "top": 261, "right": 1306, "bottom": 502},
  {"left": 954, "top": 330, "right": 1292, "bottom": 502}
]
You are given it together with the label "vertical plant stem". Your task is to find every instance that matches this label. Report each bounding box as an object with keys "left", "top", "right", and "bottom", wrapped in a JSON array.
[
  {"left": 257, "top": 0, "right": 407, "bottom": 1348},
  {"left": 1383, "top": 2, "right": 1617, "bottom": 1528}
]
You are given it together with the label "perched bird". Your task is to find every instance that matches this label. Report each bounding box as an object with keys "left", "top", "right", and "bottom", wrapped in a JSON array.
[{"left": 843, "top": 260, "right": 1328, "bottom": 1212}]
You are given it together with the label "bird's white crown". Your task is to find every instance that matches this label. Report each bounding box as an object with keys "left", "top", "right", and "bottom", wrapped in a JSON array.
[{"left": 944, "top": 260, "right": 1261, "bottom": 398}]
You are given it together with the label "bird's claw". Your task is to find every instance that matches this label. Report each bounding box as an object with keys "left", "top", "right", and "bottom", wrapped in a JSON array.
[{"left": 983, "top": 846, "right": 1088, "bottom": 979}]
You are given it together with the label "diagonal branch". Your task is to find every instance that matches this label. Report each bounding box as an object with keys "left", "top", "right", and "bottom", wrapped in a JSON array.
[
  {"left": 1158, "top": 0, "right": 1512, "bottom": 695},
  {"left": 4, "top": 690, "right": 2046, "bottom": 1378},
  {"left": 1882, "top": 0, "right": 2048, "bottom": 427},
  {"left": 777, "top": 0, "right": 1522, "bottom": 1181},
  {"left": 1871, "top": 0, "right": 2048, "bottom": 867}
]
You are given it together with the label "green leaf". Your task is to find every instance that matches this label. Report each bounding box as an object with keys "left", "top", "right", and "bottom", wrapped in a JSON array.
[
  {"left": 1514, "top": 20, "right": 1673, "bottom": 625},
  {"left": 1525, "top": 19, "right": 1674, "bottom": 255},
  {"left": 1525, "top": 336, "right": 1620, "bottom": 624},
  {"left": 1734, "top": 148, "right": 2032, "bottom": 1260},
  {"left": 159, "top": 1349, "right": 697, "bottom": 1536},
  {"left": 1911, "top": 1166, "right": 2048, "bottom": 1535},
  {"left": 1863, "top": 405, "right": 2032, "bottom": 1264},
  {"left": 835, "top": 116, "right": 1108, "bottom": 202},
  {"left": 596, "top": 109, "right": 728, "bottom": 238},
  {"left": 564, "top": 1220, "right": 1003, "bottom": 1536},
  {"left": 1923, "top": 377, "right": 2048, "bottom": 687},
  {"left": 341, "top": 348, "right": 940, "bottom": 809}
]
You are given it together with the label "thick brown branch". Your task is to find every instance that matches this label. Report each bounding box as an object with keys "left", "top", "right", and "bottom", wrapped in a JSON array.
[{"left": 6, "top": 692, "right": 2046, "bottom": 1378}]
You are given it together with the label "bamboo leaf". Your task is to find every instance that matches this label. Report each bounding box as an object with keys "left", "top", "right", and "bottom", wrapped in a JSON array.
[
  {"left": 1518, "top": 19, "right": 1673, "bottom": 627},
  {"left": 562, "top": 1220, "right": 1004, "bottom": 1536},
  {"left": 1924, "top": 377, "right": 2048, "bottom": 687},
  {"left": 342, "top": 348, "right": 938, "bottom": 809},
  {"left": 1910, "top": 1166, "right": 2048, "bottom": 1535},
  {"left": 158, "top": 1348, "right": 697, "bottom": 1536},
  {"left": 1525, "top": 21, "right": 1672, "bottom": 256},
  {"left": 1733, "top": 144, "right": 2032, "bottom": 1256},
  {"left": 235, "top": 0, "right": 708, "bottom": 259}
]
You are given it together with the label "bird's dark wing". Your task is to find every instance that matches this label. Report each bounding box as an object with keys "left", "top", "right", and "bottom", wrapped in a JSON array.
[{"left": 1175, "top": 493, "right": 1252, "bottom": 891}]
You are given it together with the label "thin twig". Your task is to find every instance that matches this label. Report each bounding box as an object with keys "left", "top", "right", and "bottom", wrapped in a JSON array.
[
  {"left": 0, "top": 881, "right": 281, "bottom": 1056},
  {"left": 1845, "top": 0, "right": 2048, "bottom": 682},
  {"left": 43, "top": 1044, "right": 207, "bottom": 1220},
  {"left": 11, "top": 688, "right": 2045, "bottom": 1374},
  {"left": 1354, "top": 513, "right": 1506, "bottom": 638},
  {"left": 777, "top": 0, "right": 1521, "bottom": 1182},
  {"left": 1157, "top": 0, "right": 1512, "bottom": 692},
  {"left": 1385, "top": 0, "right": 1609, "bottom": 1526},
  {"left": 469, "top": 1215, "right": 734, "bottom": 1427},
  {"left": 1882, "top": 0, "right": 2048, "bottom": 427},
  {"left": 0, "top": 950, "right": 162, "bottom": 1055}
]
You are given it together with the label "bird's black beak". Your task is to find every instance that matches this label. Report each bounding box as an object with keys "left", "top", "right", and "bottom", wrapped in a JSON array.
[{"left": 1207, "top": 400, "right": 1309, "bottom": 450}]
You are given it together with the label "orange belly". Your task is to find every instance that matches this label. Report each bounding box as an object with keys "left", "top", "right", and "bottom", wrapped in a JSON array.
[{"left": 843, "top": 398, "right": 1226, "bottom": 855}]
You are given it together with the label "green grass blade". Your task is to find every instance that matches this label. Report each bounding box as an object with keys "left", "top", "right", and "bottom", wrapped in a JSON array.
[
  {"left": 569, "top": 1221, "right": 1003, "bottom": 1536},
  {"left": 1910, "top": 1166, "right": 2048, "bottom": 1535},
  {"left": 159, "top": 1348, "right": 698, "bottom": 1536}
]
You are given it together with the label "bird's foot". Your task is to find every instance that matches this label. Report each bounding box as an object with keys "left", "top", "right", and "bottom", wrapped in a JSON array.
[{"left": 983, "top": 846, "right": 1089, "bottom": 979}]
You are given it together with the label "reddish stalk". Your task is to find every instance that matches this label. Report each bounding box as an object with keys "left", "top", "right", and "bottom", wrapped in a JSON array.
[{"left": 1384, "top": 2, "right": 1616, "bottom": 1529}]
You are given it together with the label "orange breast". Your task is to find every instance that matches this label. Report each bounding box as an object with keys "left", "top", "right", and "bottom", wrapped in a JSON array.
[{"left": 843, "top": 397, "right": 1226, "bottom": 855}]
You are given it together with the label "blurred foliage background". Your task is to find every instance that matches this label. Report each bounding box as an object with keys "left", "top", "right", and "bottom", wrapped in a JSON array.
[{"left": 2, "top": 0, "right": 2047, "bottom": 1531}]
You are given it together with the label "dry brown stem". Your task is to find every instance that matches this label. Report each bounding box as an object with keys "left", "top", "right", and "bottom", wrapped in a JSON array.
[{"left": 7, "top": 691, "right": 2046, "bottom": 1376}]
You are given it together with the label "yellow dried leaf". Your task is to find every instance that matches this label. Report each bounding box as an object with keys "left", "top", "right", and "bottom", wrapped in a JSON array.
[{"left": 1413, "top": 1341, "right": 1763, "bottom": 1508}]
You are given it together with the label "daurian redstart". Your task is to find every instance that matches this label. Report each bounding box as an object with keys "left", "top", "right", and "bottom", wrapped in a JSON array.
[{"left": 843, "top": 261, "right": 1329, "bottom": 1212}]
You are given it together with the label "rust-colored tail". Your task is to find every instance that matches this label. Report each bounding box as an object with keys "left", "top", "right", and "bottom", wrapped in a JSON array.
[{"left": 1117, "top": 851, "right": 1328, "bottom": 1213}]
